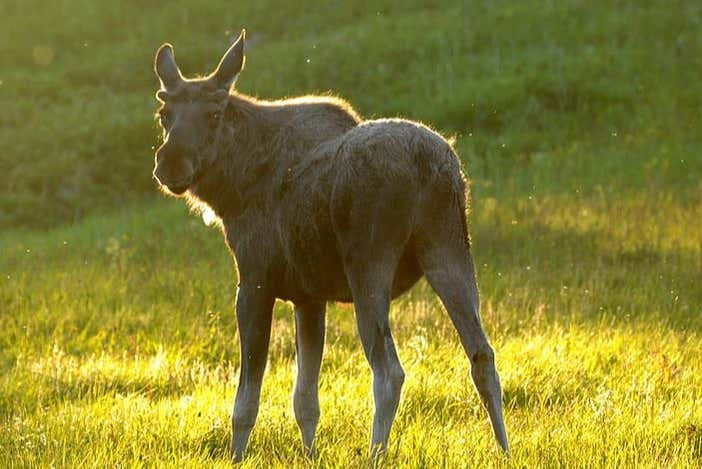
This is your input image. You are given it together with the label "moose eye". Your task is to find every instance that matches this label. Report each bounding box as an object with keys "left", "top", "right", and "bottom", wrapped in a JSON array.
[{"left": 208, "top": 111, "right": 222, "bottom": 128}]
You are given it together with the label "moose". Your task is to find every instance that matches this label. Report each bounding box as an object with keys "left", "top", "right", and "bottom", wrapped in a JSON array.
[{"left": 152, "top": 30, "right": 508, "bottom": 461}]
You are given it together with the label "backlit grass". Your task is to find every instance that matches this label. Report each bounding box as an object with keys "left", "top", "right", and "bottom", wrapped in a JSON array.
[
  {"left": 2, "top": 0, "right": 701, "bottom": 467},
  {"left": 2, "top": 186, "right": 700, "bottom": 466}
]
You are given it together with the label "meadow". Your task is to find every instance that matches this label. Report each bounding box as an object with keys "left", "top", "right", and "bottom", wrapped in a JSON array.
[{"left": 1, "top": 0, "right": 701, "bottom": 467}]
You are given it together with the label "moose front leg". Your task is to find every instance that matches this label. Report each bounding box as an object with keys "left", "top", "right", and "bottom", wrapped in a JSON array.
[
  {"left": 230, "top": 283, "right": 275, "bottom": 462},
  {"left": 293, "top": 301, "right": 326, "bottom": 457}
]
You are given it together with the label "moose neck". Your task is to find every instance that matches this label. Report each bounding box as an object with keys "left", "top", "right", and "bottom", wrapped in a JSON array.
[{"left": 188, "top": 93, "right": 281, "bottom": 220}]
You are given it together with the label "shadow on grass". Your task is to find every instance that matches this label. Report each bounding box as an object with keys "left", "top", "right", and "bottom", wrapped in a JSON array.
[
  {"left": 682, "top": 423, "right": 702, "bottom": 460},
  {"left": 501, "top": 383, "right": 585, "bottom": 411},
  {"left": 400, "top": 377, "right": 592, "bottom": 419},
  {"left": 194, "top": 421, "right": 230, "bottom": 460}
]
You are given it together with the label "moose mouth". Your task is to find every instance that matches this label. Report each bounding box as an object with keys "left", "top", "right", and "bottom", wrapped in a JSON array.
[
  {"left": 156, "top": 176, "right": 192, "bottom": 195},
  {"left": 166, "top": 182, "right": 190, "bottom": 195}
]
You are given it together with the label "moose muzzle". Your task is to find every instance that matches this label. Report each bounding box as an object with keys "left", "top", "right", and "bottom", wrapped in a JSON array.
[{"left": 153, "top": 143, "right": 195, "bottom": 195}]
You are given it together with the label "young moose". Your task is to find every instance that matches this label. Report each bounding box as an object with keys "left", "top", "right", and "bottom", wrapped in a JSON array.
[{"left": 152, "top": 30, "right": 508, "bottom": 461}]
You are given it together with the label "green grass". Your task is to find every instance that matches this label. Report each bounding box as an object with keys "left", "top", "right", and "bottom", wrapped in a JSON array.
[{"left": 2, "top": 0, "right": 702, "bottom": 467}]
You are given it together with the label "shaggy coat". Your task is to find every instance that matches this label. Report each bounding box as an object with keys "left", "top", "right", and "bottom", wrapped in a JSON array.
[
  {"left": 153, "top": 30, "right": 508, "bottom": 461},
  {"left": 193, "top": 94, "right": 466, "bottom": 304}
]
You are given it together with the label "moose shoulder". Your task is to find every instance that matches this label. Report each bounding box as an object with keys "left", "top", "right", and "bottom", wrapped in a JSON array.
[{"left": 153, "top": 30, "right": 508, "bottom": 462}]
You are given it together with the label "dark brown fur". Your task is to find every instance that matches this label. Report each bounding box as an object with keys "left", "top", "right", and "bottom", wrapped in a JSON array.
[{"left": 153, "top": 31, "right": 508, "bottom": 461}]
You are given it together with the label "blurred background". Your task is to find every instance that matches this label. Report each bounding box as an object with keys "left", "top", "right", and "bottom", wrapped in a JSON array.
[
  {"left": 1, "top": 0, "right": 699, "bottom": 229},
  {"left": 1, "top": 0, "right": 701, "bottom": 466}
]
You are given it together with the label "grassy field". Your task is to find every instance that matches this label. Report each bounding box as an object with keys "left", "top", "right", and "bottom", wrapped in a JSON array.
[{"left": 1, "top": 0, "right": 701, "bottom": 467}]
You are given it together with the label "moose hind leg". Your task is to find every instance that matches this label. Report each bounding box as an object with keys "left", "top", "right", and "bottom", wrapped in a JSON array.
[
  {"left": 332, "top": 177, "right": 416, "bottom": 457},
  {"left": 293, "top": 301, "right": 326, "bottom": 457},
  {"left": 346, "top": 265, "right": 405, "bottom": 458},
  {"left": 420, "top": 247, "right": 509, "bottom": 452}
]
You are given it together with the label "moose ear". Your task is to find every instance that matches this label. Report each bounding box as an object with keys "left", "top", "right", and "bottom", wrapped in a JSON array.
[
  {"left": 154, "top": 43, "right": 183, "bottom": 90},
  {"left": 210, "top": 29, "right": 246, "bottom": 91}
]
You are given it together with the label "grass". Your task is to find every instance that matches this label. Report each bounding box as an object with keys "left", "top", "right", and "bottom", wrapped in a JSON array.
[{"left": 1, "top": 0, "right": 701, "bottom": 467}]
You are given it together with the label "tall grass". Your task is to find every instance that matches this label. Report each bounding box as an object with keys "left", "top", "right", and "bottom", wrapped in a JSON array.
[{"left": 1, "top": 0, "right": 701, "bottom": 467}]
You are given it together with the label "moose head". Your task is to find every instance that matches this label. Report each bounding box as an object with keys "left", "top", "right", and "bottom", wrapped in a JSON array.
[{"left": 152, "top": 30, "right": 245, "bottom": 195}]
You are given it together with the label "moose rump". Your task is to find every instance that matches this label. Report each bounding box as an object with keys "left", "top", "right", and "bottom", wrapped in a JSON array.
[
  {"left": 266, "top": 118, "right": 462, "bottom": 304},
  {"left": 252, "top": 117, "right": 508, "bottom": 454}
]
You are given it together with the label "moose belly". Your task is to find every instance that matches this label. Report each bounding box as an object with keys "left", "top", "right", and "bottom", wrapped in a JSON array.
[
  {"left": 276, "top": 235, "right": 352, "bottom": 302},
  {"left": 276, "top": 241, "right": 423, "bottom": 304}
]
